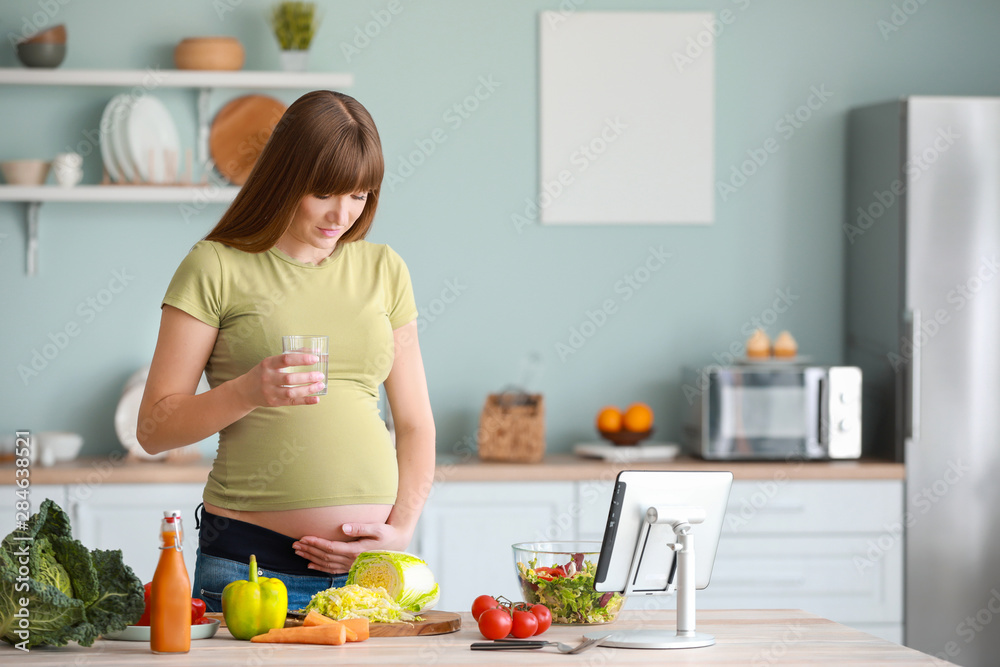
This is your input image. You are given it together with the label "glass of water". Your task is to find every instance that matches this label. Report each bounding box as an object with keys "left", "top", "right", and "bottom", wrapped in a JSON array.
[{"left": 281, "top": 335, "right": 328, "bottom": 396}]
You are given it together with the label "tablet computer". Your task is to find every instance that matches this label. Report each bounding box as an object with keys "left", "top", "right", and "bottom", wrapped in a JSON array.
[{"left": 594, "top": 470, "right": 733, "bottom": 594}]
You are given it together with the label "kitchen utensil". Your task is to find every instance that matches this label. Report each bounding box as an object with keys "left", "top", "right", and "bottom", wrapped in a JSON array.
[
  {"left": 0, "top": 159, "right": 51, "bottom": 185},
  {"left": 16, "top": 42, "right": 66, "bottom": 68},
  {"left": 281, "top": 610, "right": 462, "bottom": 636},
  {"left": 102, "top": 618, "right": 219, "bottom": 641},
  {"left": 53, "top": 152, "right": 83, "bottom": 187},
  {"left": 125, "top": 95, "right": 181, "bottom": 183},
  {"left": 174, "top": 36, "right": 245, "bottom": 70},
  {"left": 23, "top": 24, "right": 67, "bottom": 44},
  {"left": 512, "top": 541, "right": 625, "bottom": 625},
  {"left": 209, "top": 94, "right": 287, "bottom": 185},
  {"left": 471, "top": 634, "right": 610, "bottom": 653},
  {"left": 573, "top": 441, "right": 679, "bottom": 462}
]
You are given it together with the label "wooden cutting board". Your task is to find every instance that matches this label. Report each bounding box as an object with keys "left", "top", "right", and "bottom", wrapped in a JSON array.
[
  {"left": 209, "top": 94, "right": 287, "bottom": 185},
  {"left": 205, "top": 610, "right": 462, "bottom": 637}
]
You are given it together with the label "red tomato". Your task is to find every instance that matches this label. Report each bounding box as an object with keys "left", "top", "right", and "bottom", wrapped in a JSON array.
[
  {"left": 534, "top": 566, "right": 567, "bottom": 581},
  {"left": 530, "top": 604, "right": 552, "bottom": 635},
  {"left": 511, "top": 610, "right": 538, "bottom": 638},
  {"left": 191, "top": 598, "right": 207, "bottom": 622},
  {"left": 477, "top": 608, "right": 512, "bottom": 640},
  {"left": 471, "top": 594, "right": 500, "bottom": 621},
  {"left": 193, "top": 616, "right": 215, "bottom": 625},
  {"left": 136, "top": 582, "right": 152, "bottom": 626}
]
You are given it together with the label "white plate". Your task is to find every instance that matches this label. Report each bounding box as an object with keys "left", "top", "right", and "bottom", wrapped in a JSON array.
[
  {"left": 126, "top": 95, "right": 180, "bottom": 183},
  {"left": 99, "top": 95, "right": 130, "bottom": 182},
  {"left": 736, "top": 355, "right": 812, "bottom": 366},
  {"left": 103, "top": 618, "right": 220, "bottom": 641},
  {"left": 114, "top": 370, "right": 165, "bottom": 460},
  {"left": 112, "top": 96, "right": 139, "bottom": 182},
  {"left": 573, "top": 442, "right": 680, "bottom": 462}
]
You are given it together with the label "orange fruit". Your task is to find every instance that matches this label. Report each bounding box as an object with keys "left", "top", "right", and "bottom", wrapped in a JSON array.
[
  {"left": 622, "top": 403, "right": 654, "bottom": 432},
  {"left": 596, "top": 406, "right": 623, "bottom": 432}
]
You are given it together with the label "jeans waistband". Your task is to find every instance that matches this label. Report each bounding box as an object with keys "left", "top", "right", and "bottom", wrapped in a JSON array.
[{"left": 196, "top": 503, "right": 321, "bottom": 577}]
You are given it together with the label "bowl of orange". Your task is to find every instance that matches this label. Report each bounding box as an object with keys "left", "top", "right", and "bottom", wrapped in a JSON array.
[{"left": 596, "top": 403, "right": 654, "bottom": 446}]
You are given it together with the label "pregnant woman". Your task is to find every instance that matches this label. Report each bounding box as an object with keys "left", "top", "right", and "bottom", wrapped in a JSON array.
[{"left": 137, "top": 90, "right": 435, "bottom": 611}]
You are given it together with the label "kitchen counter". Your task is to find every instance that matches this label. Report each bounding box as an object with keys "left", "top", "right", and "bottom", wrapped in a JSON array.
[
  {"left": 6, "top": 610, "right": 946, "bottom": 665},
  {"left": 0, "top": 453, "right": 903, "bottom": 486}
]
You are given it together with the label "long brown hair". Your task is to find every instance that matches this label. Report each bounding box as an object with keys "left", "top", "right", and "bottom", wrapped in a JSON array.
[{"left": 205, "top": 90, "right": 384, "bottom": 251}]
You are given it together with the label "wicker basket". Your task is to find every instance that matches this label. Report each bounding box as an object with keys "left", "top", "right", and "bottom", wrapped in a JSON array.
[{"left": 477, "top": 392, "right": 545, "bottom": 463}]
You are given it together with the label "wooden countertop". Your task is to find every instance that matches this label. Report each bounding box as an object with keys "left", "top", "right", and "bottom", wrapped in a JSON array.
[
  {"left": 7, "top": 610, "right": 946, "bottom": 665},
  {"left": 0, "top": 453, "right": 903, "bottom": 486}
]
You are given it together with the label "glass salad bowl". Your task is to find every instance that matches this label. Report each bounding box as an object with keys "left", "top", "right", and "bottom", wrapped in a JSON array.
[{"left": 512, "top": 541, "right": 624, "bottom": 625}]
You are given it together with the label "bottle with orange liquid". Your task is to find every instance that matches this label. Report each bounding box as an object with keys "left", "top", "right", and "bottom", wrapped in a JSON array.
[{"left": 151, "top": 510, "right": 191, "bottom": 654}]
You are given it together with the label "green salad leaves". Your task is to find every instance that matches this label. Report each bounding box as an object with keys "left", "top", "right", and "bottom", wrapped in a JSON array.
[{"left": 1, "top": 499, "right": 145, "bottom": 649}]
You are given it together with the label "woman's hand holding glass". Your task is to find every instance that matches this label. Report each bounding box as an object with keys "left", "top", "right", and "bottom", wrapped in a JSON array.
[{"left": 239, "top": 352, "right": 326, "bottom": 408}]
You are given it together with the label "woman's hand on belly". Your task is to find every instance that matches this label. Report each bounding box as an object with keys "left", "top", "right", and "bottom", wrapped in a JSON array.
[{"left": 293, "top": 522, "right": 412, "bottom": 574}]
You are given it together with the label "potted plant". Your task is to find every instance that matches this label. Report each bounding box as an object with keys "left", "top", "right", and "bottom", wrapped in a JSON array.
[{"left": 270, "top": 1, "right": 319, "bottom": 71}]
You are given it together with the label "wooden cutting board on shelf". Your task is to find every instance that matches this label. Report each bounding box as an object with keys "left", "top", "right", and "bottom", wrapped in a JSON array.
[
  {"left": 205, "top": 610, "right": 462, "bottom": 637},
  {"left": 209, "top": 94, "right": 287, "bottom": 185}
]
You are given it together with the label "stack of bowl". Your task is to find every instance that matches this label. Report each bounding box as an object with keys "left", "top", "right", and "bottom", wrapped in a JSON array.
[{"left": 17, "top": 24, "right": 67, "bottom": 68}]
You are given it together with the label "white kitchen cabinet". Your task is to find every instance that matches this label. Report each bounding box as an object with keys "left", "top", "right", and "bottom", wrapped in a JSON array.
[
  {"left": 0, "top": 484, "right": 65, "bottom": 538},
  {"left": 70, "top": 483, "right": 204, "bottom": 584},
  {"left": 575, "top": 479, "right": 904, "bottom": 644},
  {"left": 415, "top": 481, "right": 576, "bottom": 611}
]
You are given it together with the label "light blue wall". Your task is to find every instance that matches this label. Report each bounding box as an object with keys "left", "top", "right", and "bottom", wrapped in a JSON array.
[{"left": 2, "top": 0, "right": 999, "bottom": 458}]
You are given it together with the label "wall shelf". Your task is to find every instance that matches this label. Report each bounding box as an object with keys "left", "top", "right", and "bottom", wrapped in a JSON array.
[
  {"left": 1, "top": 68, "right": 353, "bottom": 275},
  {"left": 0, "top": 68, "right": 353, "bottom": 89}
]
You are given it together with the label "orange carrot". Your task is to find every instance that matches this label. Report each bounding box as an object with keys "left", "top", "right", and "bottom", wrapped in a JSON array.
[
  {"left": 302, "top": 611, "right": 368, "bottom": 642},
  {"left": 249, "top": 624, "right": 347, "bottom": 645},
  {"left": 339, "top": 617, "right": 369, "bottom": 642}
]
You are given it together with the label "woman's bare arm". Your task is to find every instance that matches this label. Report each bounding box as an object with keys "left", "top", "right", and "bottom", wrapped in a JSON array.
[{"left": 137, "top": 305, "right": 326, "bottom": 454}]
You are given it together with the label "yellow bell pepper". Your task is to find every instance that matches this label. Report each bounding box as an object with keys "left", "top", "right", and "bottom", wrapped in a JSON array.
[{"left": 222, "top": 554, "right": 288, "bottom": 640}]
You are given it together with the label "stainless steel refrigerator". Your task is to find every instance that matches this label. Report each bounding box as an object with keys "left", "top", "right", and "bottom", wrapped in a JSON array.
[{"left": 846, "top": 97, "right": 1000, "bottom": 667}]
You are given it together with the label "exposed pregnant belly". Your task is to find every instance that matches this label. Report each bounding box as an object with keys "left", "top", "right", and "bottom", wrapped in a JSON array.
[{"left": 204, "top": 501, "right": 392, "bottom": 541}]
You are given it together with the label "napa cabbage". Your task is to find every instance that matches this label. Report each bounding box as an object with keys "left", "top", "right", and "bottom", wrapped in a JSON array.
[{"left": 347, "top": 550, "right": 439, "bottom": 613}]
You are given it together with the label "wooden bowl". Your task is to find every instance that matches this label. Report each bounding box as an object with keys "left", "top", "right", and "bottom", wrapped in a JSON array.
[
  {"left": 174, "top": 37, "right": 245, "bottom": 71},
  {"left": 23, "top": 24, "right": 67, "bottom": 45},
  {"left": 16, "top": 42, "right": 66, "bottom": 68},
  {"left": 1, "top": 159, "right": 51, "bottom": 185},
  {"left": 598, "top": 428, "right": 654, "bottom": 446}
]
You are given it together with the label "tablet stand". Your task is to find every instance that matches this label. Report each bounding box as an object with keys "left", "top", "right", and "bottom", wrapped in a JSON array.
[{"left": 587, "top": 505, "right": 716, "bottom": 650}]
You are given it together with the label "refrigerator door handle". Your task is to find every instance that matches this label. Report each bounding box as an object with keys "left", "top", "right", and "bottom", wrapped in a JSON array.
[{"left": 906, "top": 308, "right": 921, "bottom": 442}]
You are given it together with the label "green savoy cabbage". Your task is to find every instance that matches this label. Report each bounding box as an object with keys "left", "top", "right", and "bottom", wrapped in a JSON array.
[{"left": 0, "top": 499, "right": 145, "bottom": 649}]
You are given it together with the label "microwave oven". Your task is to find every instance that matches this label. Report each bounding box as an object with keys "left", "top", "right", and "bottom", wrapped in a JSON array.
[{"left": 682, "top": 365, "right": 862, "bottom": 460}]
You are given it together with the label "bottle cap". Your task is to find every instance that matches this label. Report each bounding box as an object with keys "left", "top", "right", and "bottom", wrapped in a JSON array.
[{"left": 163, "top": 510, "right": 182, "bottom": 518}]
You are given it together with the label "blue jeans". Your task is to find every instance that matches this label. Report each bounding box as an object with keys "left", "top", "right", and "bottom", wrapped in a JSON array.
[{"left": 192, "top": 549, "right": 348, "bottom": 613}]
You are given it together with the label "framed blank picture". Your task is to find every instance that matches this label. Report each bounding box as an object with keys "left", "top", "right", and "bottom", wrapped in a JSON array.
[{"left": 539, "top": 11, "right": 715, "bottom": 224}]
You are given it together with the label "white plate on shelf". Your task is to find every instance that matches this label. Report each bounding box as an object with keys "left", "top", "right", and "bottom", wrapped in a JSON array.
[
  {"left": 735, "top": 355, "right": 812, "bottom": 366},
  {"left": 111, "top": 96, "right": 139, "bottom": 182},
  {"left": 99, "top": 95, "right": 130, "bottom": 182},
  {"left": 126, "top": 95, "right": 180, "bottom": 183},
  {"left": 103, "top": 618, "right": 220, "bottom": 641},
  {"left": 114, "top": 367, "right": 209, "bottom": 460},
  {"left": 573, "top": 442, "right": 680, "bottom": 462}
]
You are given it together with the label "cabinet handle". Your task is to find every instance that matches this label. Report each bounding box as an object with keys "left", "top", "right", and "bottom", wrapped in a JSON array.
[{"left": 905, "top": 308, "right": 921, "bottom": 443}]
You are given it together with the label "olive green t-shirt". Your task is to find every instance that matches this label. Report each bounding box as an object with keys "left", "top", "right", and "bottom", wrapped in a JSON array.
[{"left": 162, "top": 239, "right": 418, "bottom": 510}]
